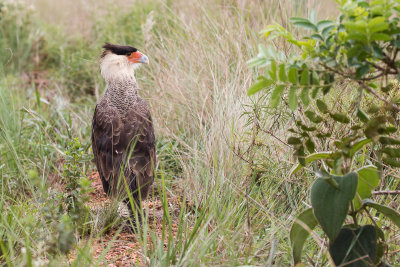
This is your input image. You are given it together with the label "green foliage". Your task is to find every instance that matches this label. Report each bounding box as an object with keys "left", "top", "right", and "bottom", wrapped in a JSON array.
[
  {"left": 329, "top": 225, "right": 377, "bottom": 266},
  {"left": 248, "top": 0, "right": 400, "bottom": 264},
  {"left": 62, "top": 137, "right": 92, "bottom": 228},
  {"left": 290, "top": 208, "right": 318, "bottom": 264},
  {"left": 311, "top": 172, "right": 358, "bottom": 240},
  {"left": 0, "top": 1, "right": 39, "bottom": 73}
]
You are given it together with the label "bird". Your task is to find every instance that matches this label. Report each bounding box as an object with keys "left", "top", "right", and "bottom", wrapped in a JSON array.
[{"left": 91, "top": 43, "right": 156, "bottom": 224}]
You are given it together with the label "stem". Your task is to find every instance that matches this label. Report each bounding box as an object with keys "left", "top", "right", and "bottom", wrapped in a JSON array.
[
  {"left": 372, "top": 190, "right": 400, "bottom": 195},
  {"left": 358, "top": 81, "right": 400, "bottom": 113},
  {"left": 350, "top": 202, "right": 358, "bottom": 227}
]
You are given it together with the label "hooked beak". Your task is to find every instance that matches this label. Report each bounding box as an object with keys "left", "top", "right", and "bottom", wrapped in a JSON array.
[{"left": 127, "top": 51, "right": 149, "bottom": 64}]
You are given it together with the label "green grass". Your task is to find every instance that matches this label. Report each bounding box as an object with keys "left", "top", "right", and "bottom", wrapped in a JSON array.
[{"left": 0, "top": 0, "right": 399, "bottom": 266}]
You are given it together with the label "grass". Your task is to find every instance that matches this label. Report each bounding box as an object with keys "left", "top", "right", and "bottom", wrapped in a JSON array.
[{"left": 0, "top": 0, "right": 399, "bottom": 266}]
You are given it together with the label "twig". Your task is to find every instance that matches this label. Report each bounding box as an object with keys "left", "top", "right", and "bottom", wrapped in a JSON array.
[
  {"left": 372, "top": 190, "right": 400, "bottom": 195},
  {"left": 358, "top": 81, "right": 400, "bottom": 112}
]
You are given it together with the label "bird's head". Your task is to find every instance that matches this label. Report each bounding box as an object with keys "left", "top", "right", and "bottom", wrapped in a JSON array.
[{"left": 100, "top": 43, "right": 149, "bottom": 82}]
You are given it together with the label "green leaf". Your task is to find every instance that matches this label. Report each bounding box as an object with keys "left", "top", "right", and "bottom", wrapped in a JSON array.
[
  {"left": 296, "top": 145, "right": 306, "bottom": 166},
  {"left": 293, "top": 21, "right": 318, "bottom": 31},
  {"left": 269, "top": 61, "right": 277, "bottom": 81},
  {"left": 305, "top": 110, "right": 322, "bottom": 123},
  {"left": 288, "top": 87, "right": 298, "bottom": 110},
  {"left": 371, "top": 33, "right": 391, "bottom": 41},
  {"left": 316, "top": 100, "right": 329, "bottom": 114},
  {"left": 290, "top": 17, "right": 318, "bottom": 31},
  {"left": 344, "top": 20, "right": 367, "bottom": 33},
  {"left": 379, "top": 136, "right": 400, "bottom": 145},
  {"left": 311, "top": 87, "right": 319, "bottom": 99},
  {"left": 368, "top": 17, "right": 389, "bottom": 33},
  {"left": 311, "top": 71, "right": 320, "bottom": 85},
  {"left": 290, "top": 208, "right": 318, "bottom": 264},
  {"left": 305, "top": 139, "right": 316, "bottom": 153},
  {"left": 356, "top": 64, "right": 370, "bottom": 79},
  {"left": 349, "top": 138, "right": 372, "bottom": 157},
  {"left": 311, "top": 172, "right": 358, "bottom": 241},
  {"left": 310, "top": 34, "right": 323, "bottom": 41},
  {"left": 346, "top": 32, "right": 368, "bottom": 42},
  {"left": 289, "top": 152, "right": 334, "bottom": 177},
  {"left": 288, "top": 68, "right": 298, "bottom": 84},
  {"left": 382, "top": 157, "right": 400, "bottom": 167},
  {"left": 382, "top": 147, "right": 400, "bottom": 157},
  {"left": 322, "top": 25, "right": 335, "bottom": 38},
  {"left": 279, "top": 64, "right": 287, "bottom": 82},
  {"left": 290, "top": 17, "right": 311, "bottom": 24},
  {"left": 300, "top": 88, "right": 310, "bottom": 107},
  {"left": 317, "top": 20, "right": 334, "bottom": 31},
  {"left": 247, "top": 78, "right": 273, "bottom": 96},
  {"left": 269, "top": 85, "right": 285, "bottom": 108},
  {"left": 288, "top": 136, "right": 302, "bottom": 145},
  {"left": 356, "top": 108, "right": 370, "bottom": 122},
  {"left": 300, "top": 69, "right": 309, "bottom": 85},
  {"left": 354, "top": 165, "right": 380, "bottom": 209},
  {"left": 330, "top": 113, "right": 350, "bottom": 123},
  {"left": 258, "top": 44, "right": 269, "bottom": 57},
  {"left": 329, "top": 225, "right": 377, "bottom": 267},
  {"left": 247, "top": 57, "right": 267, "bottom": 68},
  {"left": 363, "top": 199, "right": 400, "bottom": 228}
]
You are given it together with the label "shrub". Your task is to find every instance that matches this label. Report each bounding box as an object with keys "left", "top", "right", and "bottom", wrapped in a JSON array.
[{"left": 248, "top": 0, "right": 400, "bottom": 265}]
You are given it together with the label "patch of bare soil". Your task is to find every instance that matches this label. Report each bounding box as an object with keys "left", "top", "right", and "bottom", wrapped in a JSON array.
[{"left": 86, "top": 171, "right": 182, "bottom": 266}]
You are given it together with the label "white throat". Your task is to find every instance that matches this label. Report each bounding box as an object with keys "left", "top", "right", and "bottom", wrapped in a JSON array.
[{"left": 100, "top": 53, "right": 141, "bottom": 83}]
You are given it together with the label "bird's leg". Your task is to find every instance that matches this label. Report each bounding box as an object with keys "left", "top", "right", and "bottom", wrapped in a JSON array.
[{"left": 123, "top": 196, "right": 143, "bottom": 233}]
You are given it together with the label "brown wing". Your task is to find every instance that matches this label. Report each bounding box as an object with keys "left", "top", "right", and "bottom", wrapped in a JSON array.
[{"left": 91, "top": 100, "right": 156, "bottom": 200}]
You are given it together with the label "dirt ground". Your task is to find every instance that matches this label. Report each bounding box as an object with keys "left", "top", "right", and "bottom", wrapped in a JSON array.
[{"left": 86, "top": 171, "right": 182, "bottom": 266}]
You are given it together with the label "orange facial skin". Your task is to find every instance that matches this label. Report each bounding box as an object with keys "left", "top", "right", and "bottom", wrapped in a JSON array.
[{"left": 127, "top": 51, "right": 143, "bottom": 63}]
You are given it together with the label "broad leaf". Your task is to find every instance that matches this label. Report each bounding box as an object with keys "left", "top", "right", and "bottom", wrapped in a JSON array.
[
  {"left": 290, "top": 208, "right": 318, "bottom": 264},
  {"left": 349, "top": 138, "right": 372, "bottom": 157},
  {"left": 353, "top": 165, "right": 379, "bottom": 209},
  {"left": 288, "top": 137, "right": 302, "bottom": 145},
  {"left": 288, "top": 68, "right": 298, "bottom": 84},
  {"left": 269, "top": 85, "right": 285, "bottom": 108},
  {"left": 317, "top": 20, "right": 334, "bottom": 31},
  {"left": 363, "top": 199, "right": 400, "bottom": 228},
  {"left": 330, "top": 113, "right": 350, "bottom": 123},
  {"left": 293, "top": 21, "right": 318, "bottom": 32},
  {"left": 300, "top": 88, "right": 310, "bottom": 107},
  {"left": 368, "top": 17, "right": 389, "bottom": 33},
  {"left": 269, "top": 61, "right": 277, "bottom": 81},
  {"left": 247, "top": 78, "right": 273, "bottom": 96},
  {"left": 288, "top": 87, "right": 298, "bottom": 111},
  {"left": 371, "top": 33, "right": 391, "bottom": 41},
  {"left": 316, "top": 100, "right": 329, "bottom": 114},
  {"left": 279, "top": 64, "right": 287, "bottom": 82},
  {"left": 305, "top": 110, "right": 322, "bottom": 123},
  {"left": 311, "top": 172, "right": 358, "bottom": 241},
  {"left": 356, "top": 108, "right": 370, "bottom": 122},
  {"left": 382, "top": 157, "right": 400, "bottom": 167},
  {"left": 379, "top": 136, "right": 400, "bottom": 145},
  {"left": 382, "top": 147, "right": 400, "bottom": 157},
  {"left": 300, "top": 69, "right": 309, "bottom": 85},
  {"left": 329, "top": 225, "right": 377, "bottom": 267},
  {"left": 290, "top": 17, "right": 318, "bottom": 31},
  {"left": 289, "top": 152, "right": 334, "bottom": 177}
]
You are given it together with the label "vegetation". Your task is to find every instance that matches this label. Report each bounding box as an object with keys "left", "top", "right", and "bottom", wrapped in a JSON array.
[
  {"left": 0, "top": 0, "right": 398, "bottom": 266},
  {"left": 248, "top": 0, "right": 400, "bottom": 265}
]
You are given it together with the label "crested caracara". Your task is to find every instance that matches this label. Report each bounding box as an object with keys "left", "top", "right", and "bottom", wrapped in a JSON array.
[{"left": 91, "top": 43, "right": 155, "bottom": 223}]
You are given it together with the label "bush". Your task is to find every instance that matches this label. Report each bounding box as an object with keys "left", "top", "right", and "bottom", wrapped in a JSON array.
[
  {"left": 248, "top": 0, "right": 400, "bottom": 265},
  {"left": 0, "top": 1, "right": 44, "bottom": 73}
]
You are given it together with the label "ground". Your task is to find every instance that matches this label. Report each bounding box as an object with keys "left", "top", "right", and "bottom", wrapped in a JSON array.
[{"left": 86, "top": 172, "right": 181, "bottom": 266}]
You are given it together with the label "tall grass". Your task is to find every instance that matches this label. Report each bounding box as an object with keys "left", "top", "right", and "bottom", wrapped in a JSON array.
[{"left": 1, "top": 0, "right": 398, "bottom": 265}]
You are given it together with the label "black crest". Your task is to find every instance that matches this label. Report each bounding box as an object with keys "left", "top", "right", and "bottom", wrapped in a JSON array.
[{"left": 101, "top": 43, "right": 137, "bottom": 57}]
